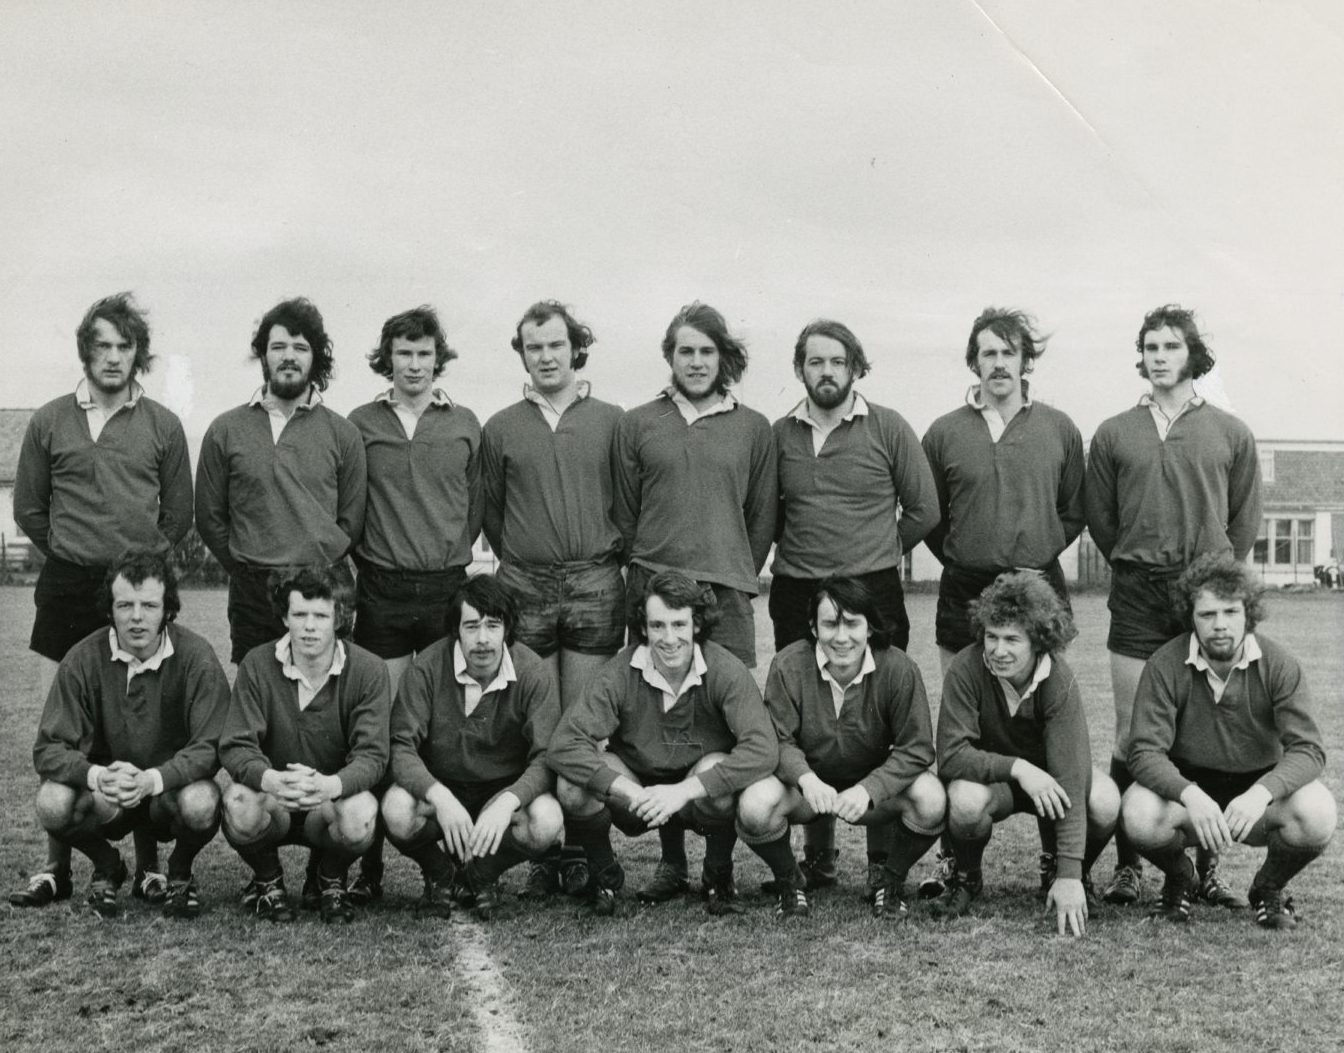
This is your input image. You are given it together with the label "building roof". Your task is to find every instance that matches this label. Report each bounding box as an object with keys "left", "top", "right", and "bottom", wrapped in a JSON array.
[
  {"left": 1260, "top": 440, "right": 1344, "bottom": 511},
  {"left": 0, "top": 409, "right": 34, "bottom": 483}
]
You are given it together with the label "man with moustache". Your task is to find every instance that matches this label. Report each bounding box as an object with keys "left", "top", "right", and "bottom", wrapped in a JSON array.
[
  {"left": 482, "top": 300, "right": 625, "bottom": 898},
  {"left": 612, "top": 302, "right": 776, "bottom": 904},
  {"left": 916, "top": 307, "right": 1084, "bottom": 898},
  {"left": 11, "top": 292, "right": 194, "bottom": 909},
  {"left": 382, "top": 576, "right": 563, "bottom": 921},
  {"left": 345, "top": 306, "right": 482, "bottom": 903},
  {"left": 28, "top": 550, "right": 229, "bottom": 918},
  {"left": 1086, "top": 305, "right": 1262, "bottom": 908},
  {"left": 769, "top": 319, "right": 938, "bottom": 893},
  {"left": 196, "top": 298, "right": 368, "bottom": 664},
  {"left": 548, "top": 571, "right": 779, "bottom": 916},
  {"left": 219, "top": 565, "right": 389, "bottom": 923},
  {"left": 1123, "top": 555, "right": 1334, "bottom": 929}
]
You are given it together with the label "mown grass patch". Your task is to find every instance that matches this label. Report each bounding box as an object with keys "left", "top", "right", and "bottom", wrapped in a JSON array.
[{"left": 2, "top": 586, "right": 1341, "bottom": 1053}]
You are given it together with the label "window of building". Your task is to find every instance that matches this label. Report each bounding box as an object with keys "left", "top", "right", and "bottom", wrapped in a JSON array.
[{"left": 1254, "top": 516, "right": 1314, "bottom": 566}]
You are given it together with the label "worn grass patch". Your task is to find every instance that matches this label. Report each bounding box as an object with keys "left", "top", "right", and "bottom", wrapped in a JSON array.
[{"left": 2, "top": 586, "right": 1342, "bottom": 1053}]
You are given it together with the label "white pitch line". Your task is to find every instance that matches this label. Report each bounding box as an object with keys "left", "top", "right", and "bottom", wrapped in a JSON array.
[{"left": 451, "top": 919, "right": 532, "bottom": 1053}]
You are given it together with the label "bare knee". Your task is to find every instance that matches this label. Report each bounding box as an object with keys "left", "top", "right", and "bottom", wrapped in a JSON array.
[
  {"left": 946, "top": 780, "right": 992, "bottom": 836},
  {"left": 902, "top": 771, "right": 947, "bottom": 833},
  {"left": 737, "top": 776, "right": 787, "bottom": 837},
  {"left": 334, "top": 792, "right": 379, "bottom": 849},
  {"left": 381, "top": 785, "right": 421, "bottom": 841},
  {"left": 222, "top": 783, "right": 269, "bottom": 842},
  {"left": 1279, "top": 782, "right": 1337, "bottom": 847},
  {"left": 176, "top": 780, "right": 222, "bottom": 832},
  {"left": 1120, "top": 784, "right": 1171, "bottom": 847},
  {"left": 517, "top": 794, "right": 564, "bottom": 853},
  {"left": 557, "top": 776, "right": 600, "bottom": 817},
  {"left": 35, "top": 781, "right": 79, "bottom": 833},
  {"left": 1088, "top": 771, "right": 1122, "bottom": 829}
]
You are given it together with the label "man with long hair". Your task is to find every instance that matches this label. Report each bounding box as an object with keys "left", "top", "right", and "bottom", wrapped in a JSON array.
[
  {"left": 1124, "top": 554, "right": 1334, "bottom": 929},
  {"left": 934, "top": 572, "right": 1120, "bottom": 937},
  {"left": 196, "top": 298, "right": 367, "bottom": 664},
  {"left": 1086, "top": 305, "right": 1261, "bottom": 907},
  {"left": 11, "top": 293, "right": 194, "bottom": 908}
]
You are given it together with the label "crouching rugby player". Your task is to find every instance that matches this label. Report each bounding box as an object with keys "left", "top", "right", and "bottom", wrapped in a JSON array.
[
  {"left": 1124, "top": 554, "right": 1335, "bottom": 929},
  {"left": 548, "top": 571, "right": 780, "bottom": 915},
  {"left": 382, "top": 576, "right": 563, "bottom": 921},
  {"left": 29, "top": 550, "right": 229, "bottom": 917},
  {"left": 738, "top": 576, "right": 945, "bottom": 919},
  {"left": 935, "top": 572, "right": 1120, "bottom": 936},
  {"left": 219, "top": 566, "right": 390, "bottom": 923}
]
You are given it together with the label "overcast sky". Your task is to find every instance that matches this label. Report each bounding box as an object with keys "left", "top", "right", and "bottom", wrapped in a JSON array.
[{"left": 3, "top": 0, "right": 1341, "bottom": 451}]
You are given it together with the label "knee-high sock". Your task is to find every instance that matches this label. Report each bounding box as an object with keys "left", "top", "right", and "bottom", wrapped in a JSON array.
[
  {"left": 62, "top": 829, "right": 121, "bottom": 875},
  {"left": 700, "top": 818, "right": 737, "bottom": 879},
  {"left": 948, "top": 831, "right": 989, "bottom": 883},
  {"left": 1137, "top": 830, "right": 1192, "bottom": 882},
  {"left": 236, "top": 842, "right": 283, "bottom": 883},
  {"left": 1253, "top": 831, "right": 1325, "bottom": 890},
  {"left": 1038, "top": 816, "right": 1057, "bottom": 858},
  {"left": 744, "top": 830, "right": 803, "bottom": 885},
  {"left": 1109, "top": 757, "right": 1142, "bottom": 870},
  {"left": 565, "top": 809, "right": 617, "bottom": 876},
  {"left": 658, "top": 815, "right": 688, "bottom": 869},
  {"left": 805, "top": 816, "right": 836, "bottom": 858},
  {"left": 885, "top": 821, "right": 940, "bottom": 887},
  {"left": 357, "top": 826, "right": 386, "bottom": 876},
  {"left": 1083, "top": 823, "right": 1111, "bottom": 876},
  {"left": 166, "top": 821, "right": 220, "bottom": 881},
  {"left": 132, "top": 825, "right": 159, "bottom": 872},
  {"left": 469, "top": 830, "right": 528, "bottom": 885}
]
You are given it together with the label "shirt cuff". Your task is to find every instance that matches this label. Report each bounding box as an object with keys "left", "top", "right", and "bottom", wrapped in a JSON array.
[{"left": 87, "top": 765, "right": 106, "bottom": 792}]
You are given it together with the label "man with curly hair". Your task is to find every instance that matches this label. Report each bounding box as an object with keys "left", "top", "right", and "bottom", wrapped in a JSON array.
[
  {"left": 1086, "top": 305, "right": 1262, "bottom": 907},
  {"left": 196, "top": 298, "right": 367, "bottom": 664},
  {"left": 11, "top": 292, "right": 195, "bottom": 909},
  {"left": 1124, "top": 555, "right": 1335, "bottom": 929},
  {"left": 933, "top": 572, "right": 1120, "bottom": 937}
]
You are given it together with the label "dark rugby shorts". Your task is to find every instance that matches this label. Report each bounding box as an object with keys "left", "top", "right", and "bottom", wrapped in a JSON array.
[
  {"left": 440, "top": 775, "right": 519, "bottom": 821},
  {"left": 769, "top": 565, "right": 911, "bottom": 654},
  {"left": 353, "top": 561, "right": 466, "bottom": 659},
  {"left": 626, "top": 561, "right": 758, "bottom": 668},
  {"left": 1173, "top": 760, "right": 1274, "bottom": 809},
  {"left": 30, "top": 556, "right": 109, "bottom": 662},
  {"left": 1106, "top": 561, "right": 1187, "bottom": 660},
  {"left": 935, "top": 560, "right": 1069, "bottom": 653},
  {"left": 495, "top": 557, "right": 625, "bottom": 658}
]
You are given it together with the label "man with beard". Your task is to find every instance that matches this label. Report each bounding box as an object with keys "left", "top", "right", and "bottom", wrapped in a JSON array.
[
  {"left": 1086, "top": 305, "right": 1261, "bottom": 908},
  {"left": 382, "top": 575, "right": 563, "bottom": 920},
  {"left": 768, "top": 318, "right": 938, "bottom": 894},
  {"left": 28, "top": 550, "right": 228, "bottom": 918},
  {"left": 11, "top": 292, "right": 194, "bottom": 909},
  {"left": 1124, "top": 555, "right": 1334, "bottom": 929},
  {"left": 196, "top": 298, "right": 368, "bottom": 664},
  {"left": 612, "top": 302, "right": 776, "bottom": 904},
  {"left": 916, "top": 308, "right": 1084, "bottom": 899},
  {"left": 481, "top": 300, "right": 625, "bottom": 898},
  {"left": 345, "top": 306, "right": 482, "bottom": 903}
]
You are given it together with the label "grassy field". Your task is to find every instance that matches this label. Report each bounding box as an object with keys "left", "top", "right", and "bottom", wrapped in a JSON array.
[{"left": 1, "top": 585, "right": 1342, "bottom": 1053}]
